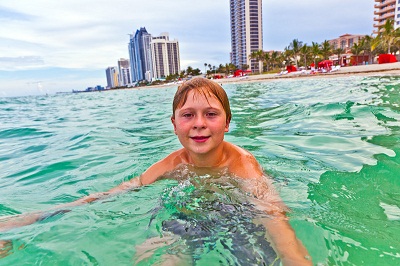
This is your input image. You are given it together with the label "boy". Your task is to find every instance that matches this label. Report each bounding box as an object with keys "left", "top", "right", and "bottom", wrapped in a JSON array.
[{"left": 1, "top": 77, "right": 311, "bottom": 265}]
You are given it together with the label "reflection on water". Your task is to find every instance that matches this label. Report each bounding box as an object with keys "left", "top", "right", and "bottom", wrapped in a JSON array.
[
  {"left": 0, "top": 76, "right": 399, "bottom": 265},
  {"left": 139, "top": 171, "right": 280, "bottom": 265}
]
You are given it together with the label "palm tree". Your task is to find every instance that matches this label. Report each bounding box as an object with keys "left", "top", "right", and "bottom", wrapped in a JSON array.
[
  {"left": 249, "top": 50, "right": 265, "bottom": 74},
  {"left": 204, "top": 63, "right": 207, "bottom": 76},
  {"left": 362, "top": 35, "right": 377, "bottom": 64},
  {"left": 218, "top": 64, "right": 226, "bottom": 74},
  {"left": 350, "top": 42, "right": 363, "bottom": 65},
  {"left": 264, "top": 52, "right": 271, "bottom": 72},
  {"left": 271, "top": 51, "right": 280, "bottom": 70},
  {"left": 288, "top": 39, "right": 303, "bottom": 67},
  {"left": 283, "top": 46, "right": 294, "bottom": 67},
  {"left": 333, "top": 47, "right": 344, "bottom": 66},
  {"left": 310, "top": 42, "right": 321, "bottom": 67},
  {"left": 278, "top": 52, "right": 288, "bottom": 69},
  {"left": 320, "top": 40, "right": 332, "bottom": 60},
  {"left": 226, "top": 63, "right": 237, "bottom": 75},
  {"left": 377, "top": 19, "right": 400, "bottom": 54},
  {"left": 299, "top": 44, "right": 311, "bottom": 68},
  {"left": 186, "top": 66, "right": 194, "bottom": 76}
]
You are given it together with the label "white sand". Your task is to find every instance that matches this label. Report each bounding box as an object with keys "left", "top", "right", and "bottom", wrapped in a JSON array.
[
  {"left": 218, "top": 62, "right": 400, "bottom": 85},
  {"left": 140, "top": 62, "right": 400, "bottom": 90}
]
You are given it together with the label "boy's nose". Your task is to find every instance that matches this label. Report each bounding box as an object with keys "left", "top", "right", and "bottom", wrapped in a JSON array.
[{"left": 193, "top": 116, "right": 206, "bottom": 129}]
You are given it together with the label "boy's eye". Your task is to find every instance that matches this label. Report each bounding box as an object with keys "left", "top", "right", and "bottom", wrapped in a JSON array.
[
  {"left": 207, "top": 112, "right": 217, "bottom": 117},
  {"left": 183, "top": 113, "right": 193, "bottom": 118}
]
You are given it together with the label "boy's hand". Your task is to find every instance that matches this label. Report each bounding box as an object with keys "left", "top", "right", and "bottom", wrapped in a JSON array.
[{"left": 0, "top": 239, "right": 12, "bottom": 258}]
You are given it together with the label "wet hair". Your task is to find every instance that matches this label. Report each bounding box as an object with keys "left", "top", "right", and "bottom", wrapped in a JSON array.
[{"left": 172, "top": 77, "right": 231, "bottom": 123}]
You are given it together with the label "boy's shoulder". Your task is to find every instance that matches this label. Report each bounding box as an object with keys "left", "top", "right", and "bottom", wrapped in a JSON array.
[
  {"left": 224, "top": 142, "right": 264, "bottom": 179},
  {"left": 140, "top": 149, "right": 187, "bottom": 184},
  {"left": 157, "top": 148, "right": 188, "bottom": 168}
]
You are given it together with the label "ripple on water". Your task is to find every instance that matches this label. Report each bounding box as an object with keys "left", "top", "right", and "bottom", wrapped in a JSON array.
[{"left": 0, "top": 76, "right": 399, "bottom": 265}]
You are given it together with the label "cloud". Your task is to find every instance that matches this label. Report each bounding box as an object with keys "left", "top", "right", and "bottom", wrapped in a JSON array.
[
  {"left": 0, "top": 0, "right": 375, "bottom": 96},
  {"left": 0, "top": 0, "right": 230, "bottom": 74},
  {"left": 0, "top": 67, "right": 105, "bottom": 97},
  {"left": 0, "top": 56, "right": 45, "bottom": 70}
]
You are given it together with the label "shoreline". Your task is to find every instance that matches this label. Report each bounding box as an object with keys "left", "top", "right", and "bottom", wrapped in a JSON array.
[
  {"left": 144, "top": 62, "right": 400, "bottom": 90},
  {"left": 93, "top": 62, "right": 400, "bottom": 93},
  {"left": 217, "top": 61, "right": 400, "bottom": 85}
]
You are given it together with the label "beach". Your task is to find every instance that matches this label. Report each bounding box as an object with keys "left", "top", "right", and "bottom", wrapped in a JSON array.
[
  {"left": 218, "top": 61, "right": 400, "bottom": 85},
  {"left": 145, "top": 62, "right": 400, "bottom": 90}
]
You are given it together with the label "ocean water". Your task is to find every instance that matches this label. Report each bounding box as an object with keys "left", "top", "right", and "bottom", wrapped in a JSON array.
[{"left": 0, "top": 75, "right": 399, "bottom": 265}]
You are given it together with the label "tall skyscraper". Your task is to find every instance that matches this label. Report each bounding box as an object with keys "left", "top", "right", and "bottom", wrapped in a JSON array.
[
  {"left": 230, "top": 0, "right": 263, "bottom": 72},
  {"left": 151, "top": 33, "right": 181, "bottom": 79},
  {"left": 117, "top": 58, "right": 131, "bottom": 86},
  {"left": 105, "top": 67, "right": 119, "bottom": 88},
  {"left": 128, "top": 27, "right": 153, "bottom": 82},
  {"left": 373, "top": 0, "right": 399, "bottom": 34}
]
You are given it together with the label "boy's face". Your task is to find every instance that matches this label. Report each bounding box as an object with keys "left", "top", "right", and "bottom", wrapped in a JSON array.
[{"left": 171, "top": 90, "right": 229, "bottom": 156}]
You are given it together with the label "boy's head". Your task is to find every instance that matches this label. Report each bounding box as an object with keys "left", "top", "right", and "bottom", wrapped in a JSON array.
[{"left": 172, "top": 77, "right": 232, "bottom": 123}]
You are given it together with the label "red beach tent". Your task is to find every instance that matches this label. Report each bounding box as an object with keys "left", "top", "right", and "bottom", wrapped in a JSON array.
[
  {"left": 233, "top": 69, "right": 252, "bottom": 77},
  {"left": 378, "top": 54, "right": 397, "bottom": 64},
  {"left": 286, "top": 65, "right": 297, "bottom": 73},
  {"left": 318, "top": 60, "right": 333, "bottom": 68}
]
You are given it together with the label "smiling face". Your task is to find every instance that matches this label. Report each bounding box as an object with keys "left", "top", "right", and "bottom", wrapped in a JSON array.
[{"left": 171, "top": 89, "right": 230, "bottom": 156}]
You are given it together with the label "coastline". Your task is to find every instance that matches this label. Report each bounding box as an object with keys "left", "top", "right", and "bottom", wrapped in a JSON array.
[
  {"left": 143, "top": 62, "right": 400, "bottom": 90},
  {"left": 217, "top": 61, "right": 400, "bottom": 85},
  {"left": 99, "top": 62, "right": 400, "bottom": 93}
]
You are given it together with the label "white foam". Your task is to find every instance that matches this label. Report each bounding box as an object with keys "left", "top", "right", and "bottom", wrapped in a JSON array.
[{"left": 379, "top": 202, "right": 400, "bottom": 221}]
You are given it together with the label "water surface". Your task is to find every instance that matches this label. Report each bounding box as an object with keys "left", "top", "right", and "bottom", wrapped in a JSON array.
[{"left": 0, "top": 75, "right": 399, "bottom": 265}]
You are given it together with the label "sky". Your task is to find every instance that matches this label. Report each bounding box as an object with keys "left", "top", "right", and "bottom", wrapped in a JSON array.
[{"left": 0, "top": 0, "right": 375, "bottom": 97}]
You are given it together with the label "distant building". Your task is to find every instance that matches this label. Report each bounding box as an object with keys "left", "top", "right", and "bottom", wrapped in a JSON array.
[
  {"left": 105, "top": 67, "right": 119, "bottom": 88},
  {"left": 85, "top": 85, "right": 105, "bottom": 92},
  {"left": 128, "top": 27, "right": 153, "bottom": 82},
  {"left": 229, "top": 0, "right": 263, "bottom": 72},
  {"left": 150, "top": 33, "right": 181, "bottom": 79},
  {"left": 328, "top": 34, "right": 365, "bottom": 52},
  {"left": 373, "top": 0, "right": 400, "bottom": 34},
  {"left": 118, "top": 58, "right": 131, "bottom": 86},
  {"left": 328, "top": 34, "right": 367, "bottom": 66},
  {"left": 128, "top": 28, "right": 181, "bottom": 82}
]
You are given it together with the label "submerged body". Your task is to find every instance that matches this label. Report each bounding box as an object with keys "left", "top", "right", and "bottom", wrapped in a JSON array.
[
  {"left": 151, "top": 170, "right": 282, "bottom": 265},
  {"left": 0, "top": 78, "right": 311, "bottom": 265}
]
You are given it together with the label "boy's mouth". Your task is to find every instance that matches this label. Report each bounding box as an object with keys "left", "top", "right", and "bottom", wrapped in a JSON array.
[{"left": 191, "top": 136, "right": 210, "bottom": 143}]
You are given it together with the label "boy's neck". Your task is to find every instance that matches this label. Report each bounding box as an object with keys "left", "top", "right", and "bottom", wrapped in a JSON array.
[{"left": 186, "top": 143, "right": 227, "bottom": 168}]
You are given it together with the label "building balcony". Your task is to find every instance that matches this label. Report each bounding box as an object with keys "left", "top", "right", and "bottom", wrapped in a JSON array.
[
  {"left": 374, "top": 12, "right": 395, "bottom": 21},
  {"left": 374, "top": 19, "right": 390, "bottom": 28},
  {"left": 374, "top": 0, "right": 396, "bottom": 9},
  {"left": 374, "top": 5, "right": 396, "bottom": 15}
]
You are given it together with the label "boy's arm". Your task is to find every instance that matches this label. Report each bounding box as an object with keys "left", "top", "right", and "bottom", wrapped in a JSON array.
[
  {"left": 62, "top": 155, "right": 175, "bottom": 208},
  {"left": 231, "top": 153, "right": 312, "bottom": 265},
  {"left": 0, "top": 156, "right": 175, "bottom": 233},
  {"left": 248, "top": 179, "right": 312, "bottom": 266},
  {"left": 0, "top": 177, "right": 143, "bottom": 233}
]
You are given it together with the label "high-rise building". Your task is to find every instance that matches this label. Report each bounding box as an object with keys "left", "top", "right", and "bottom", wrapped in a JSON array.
[
  {"left": 373, "top": 0, "right": 400, "bottom": 34},
  {"left": 117, "top": 58, "right": 131, "bottom": 86},
  {"left": 128, "top": 27, "right": 153, "bottom": 82},
  {"left": 229, "top": 0, "right": 263, "bottom": 72},
  {"left": 151, "top": 33, "right": 181, "bottom": 79},
  {"left": 105, "top": 67, "right": 119, "bottom": 88}
]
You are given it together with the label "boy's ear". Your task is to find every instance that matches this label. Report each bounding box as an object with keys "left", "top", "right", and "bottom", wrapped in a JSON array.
[
  {"left": 171, "top": 116, "right": 177, "bottom": 134},
  {"left": 224, "top": 120, "right": 230, "bottom": 132}
]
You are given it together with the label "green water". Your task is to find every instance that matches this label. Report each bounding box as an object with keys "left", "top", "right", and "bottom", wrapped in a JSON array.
[{"left": 0, "top": 75, "right": 399, "bottom": 265}]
